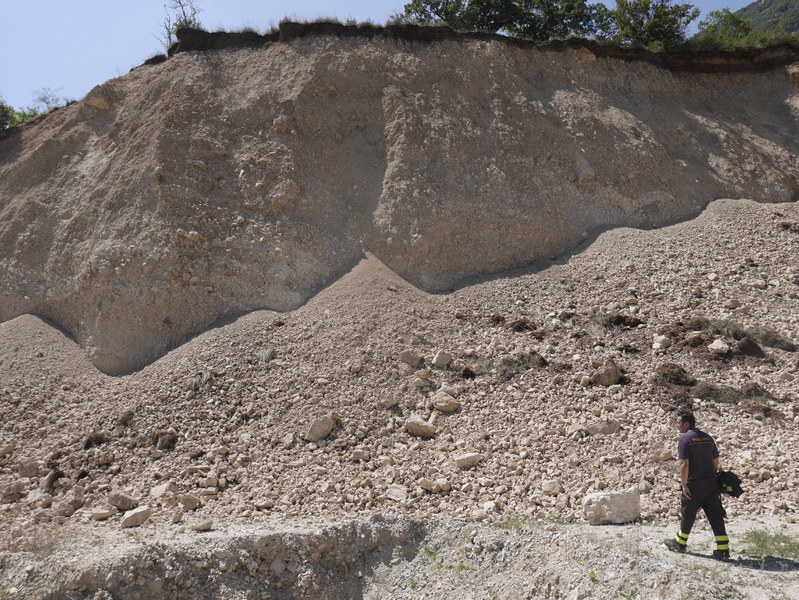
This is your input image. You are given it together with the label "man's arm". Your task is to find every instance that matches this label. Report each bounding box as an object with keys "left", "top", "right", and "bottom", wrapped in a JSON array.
[
  {"left": 713, "top": 457, "right": 720, "bottom": 473},
  {"left": 679, "top": 459, "right": 691, "bottom": 499}
]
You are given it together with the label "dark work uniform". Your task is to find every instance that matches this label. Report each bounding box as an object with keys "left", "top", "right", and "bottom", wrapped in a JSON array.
[{"left": 674, "top": 428, "right": 729, "bottom": 552}]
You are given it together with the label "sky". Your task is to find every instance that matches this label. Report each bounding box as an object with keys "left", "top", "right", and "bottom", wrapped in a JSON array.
[{"left": 1, "top": 0, "right": 754, "bottom": 110}]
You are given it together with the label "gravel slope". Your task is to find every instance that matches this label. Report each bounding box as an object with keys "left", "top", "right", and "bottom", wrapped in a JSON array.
[{"left": 1, "top": 198, "right": 798, "bottom": 598}]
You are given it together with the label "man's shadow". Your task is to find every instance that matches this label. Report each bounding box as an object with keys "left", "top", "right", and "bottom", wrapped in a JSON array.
[{"left": 734, "top": 555, "right": 799, "bottom": 572}]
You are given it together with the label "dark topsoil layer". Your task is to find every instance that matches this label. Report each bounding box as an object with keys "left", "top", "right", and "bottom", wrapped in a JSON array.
[{"left": 151, "top": 21, "right": 799, "bottom": 74}]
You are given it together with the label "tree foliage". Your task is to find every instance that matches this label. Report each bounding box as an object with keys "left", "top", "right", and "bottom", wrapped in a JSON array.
[
  {"left": 0, "top": 89, "right": 69, "bottom": 133},
  {"left": 159, "top": 0, "right": 203, "bottom": 51},
  {"left": 611, "top": 0, "right": 699, "bottom": 49},
  {"left": 692, "top": 9, "right": 753, "bottom": 49},
  {"left": 508, "top": 0, "right": 610, "bottom": 41},
  {"left": 402, "top": 0, "right": 517, "bottom": 32},
  {"left": 402, "top": 0, "right": 701, "bottom": 48}
]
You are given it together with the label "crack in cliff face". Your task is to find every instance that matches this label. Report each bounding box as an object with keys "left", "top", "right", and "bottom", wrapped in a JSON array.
[{"left": 1, "top": 35, "right": 798, "bottom": 374}]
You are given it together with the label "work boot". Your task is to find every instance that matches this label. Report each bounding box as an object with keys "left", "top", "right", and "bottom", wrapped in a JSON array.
[
  {"left": 663, "top": 538, "right": 686, "bottom": 553},
  {"left": 711, "top": 549, "right": 730, "bottom": 561}
]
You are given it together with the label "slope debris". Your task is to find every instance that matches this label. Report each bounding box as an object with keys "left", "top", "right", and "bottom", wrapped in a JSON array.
[
  {"left": 1, "top": 33, "right": 798, "bottom": 373},
  {"left": 1, "top": 198, "right": 798, "bottom": 598},
  {"left": 1, "top": 31, "right": 799, "bottom": 599}
]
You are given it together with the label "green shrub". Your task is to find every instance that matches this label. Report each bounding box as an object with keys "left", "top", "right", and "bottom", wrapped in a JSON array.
[{"left": 741, "top": 529, "right": 799, "bottom": 560}]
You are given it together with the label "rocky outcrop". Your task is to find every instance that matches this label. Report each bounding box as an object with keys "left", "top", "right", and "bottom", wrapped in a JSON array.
[{"left": 1, "top": 35, "right": 798, "bottom": 373}]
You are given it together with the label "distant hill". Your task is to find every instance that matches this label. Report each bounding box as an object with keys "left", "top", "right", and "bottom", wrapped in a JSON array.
[{"left": 736, "top": 0, "right": 799, "bottom": 35}]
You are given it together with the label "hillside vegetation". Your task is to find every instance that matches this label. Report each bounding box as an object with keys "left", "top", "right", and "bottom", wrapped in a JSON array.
[{"left": 737, "top": 0, "right": 799, "bottom": 35}]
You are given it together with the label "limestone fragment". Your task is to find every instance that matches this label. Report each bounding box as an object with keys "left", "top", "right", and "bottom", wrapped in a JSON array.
[
  {"left": 400, "top": 350, "right": 421, "bottom": 368},
  {"left": 150, "top": 482, "right": 178, "bottom": 499},
  {"left": 108, "top": 491, "right": 138, "bottom": 511},
  {"left": 453, "top": 453, "right": 483, "bottom": 469},
  {"left": 120, "top": 505, "right": 152, "bottom": 529},
  {"left": 542, "top": 480, "right": 563, "bottom": 496},
  {"left": 90, "top": 508, "right": 116, "bottom": 521},
  {"left": 583, "top": 487, "right": 641, "bottom": 525},
  {"left": 404, "top": 415, "right": 437, "bottom": 438},
  {"left": 180, "top": 494, "right": 201, "bottom": 511},
  {"left": 191, "top": 518, "right": 213, "bottom": 532},
  {"left": 432, "top": 350, "right": 453, "bottom": 369},
  {"left": 304, "top": 413, "right": 338, "bottom": 442},
  {"left": 708, "top": 339, "right": 730, "bottom": 355},
  {"left": 386, "top": 485, "right": 408, "bottom": 501},
  {"left": 432, "top": 391, "right": 460, "bottom": 413},
  {"left": 591, "top": 360, "right": 622, "bottom": 386}
]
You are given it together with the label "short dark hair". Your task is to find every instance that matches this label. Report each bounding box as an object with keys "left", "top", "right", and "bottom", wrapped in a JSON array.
[{"left": 678, "top": 411, "right": 696, "bottom": 429}]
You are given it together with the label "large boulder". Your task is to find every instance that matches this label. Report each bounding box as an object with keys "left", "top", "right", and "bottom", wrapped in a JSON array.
[{"left": 582, "top": 487, "right": 641, "bottom": 525}]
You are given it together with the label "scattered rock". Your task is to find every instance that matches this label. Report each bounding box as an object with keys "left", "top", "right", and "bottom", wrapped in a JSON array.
[
  {"left": 304, "top": 414, "right": 338, "bottom": 442},
  {"left": 583, "top": 487, "right": 641, "bottom": 525},
  {"left": 542, "top": 480, "right": 563, "bottom": 496},
  {"left": 400, "top": 350, "right": 421, "bottom": 368},
  {"left": 404, "top": 415, "right": 437, "bottom": 438},
  {"left": 120, "top": 506, "right": 152, "bottom": 529},
  {"left": 708, "top": 339, "right": 730, "bottom": 355},
  {"left": 151, "top": 482, "right": 178, "bottom": 499},
  {"left": 108, "top": 491, "right": 138, "bottom": 511},
  {"left": 453, "top": 453, "right": 483, "bottom": 469},
  {"left": 591, "top": 361, "right": 622, "bottom": 386},
  {"left": 191, "top": 518, "right": 214, "bottom": 532},
  {"left": 180, "top": 494, "right": 201, "bottom": 512},
  {"left": 385, "top": 485, "right": 408, "bottom": 502},
  {"left": 432, "top": 350, "right": 453, "bottom": 369},
  {"left": 432, "top": 391, "right": 460, "bottom": 413}
]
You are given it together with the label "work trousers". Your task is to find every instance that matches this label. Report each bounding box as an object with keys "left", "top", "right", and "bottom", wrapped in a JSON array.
[{"left": 680, "top": 480, "right": 727, "bottom": 537}]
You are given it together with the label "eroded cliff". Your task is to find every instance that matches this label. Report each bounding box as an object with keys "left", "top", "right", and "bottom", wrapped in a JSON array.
[{"left": 1, "top": 29, "right": 798, "bottom": 373}]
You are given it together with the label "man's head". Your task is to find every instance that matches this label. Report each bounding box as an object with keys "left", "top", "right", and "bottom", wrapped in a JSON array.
[{"left": 676, "top": 411, "right": 695, "bottom": 432}]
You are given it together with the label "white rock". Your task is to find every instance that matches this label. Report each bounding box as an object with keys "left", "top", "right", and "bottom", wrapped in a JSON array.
[
  {"left": 453, "top": 453, "right": 483, "bottom": 469},
  {"left": 432, "top": 391, "right": 461, "bottom": 413},
  {"left": 404, "top": 415, "right": 437, "bottom": 438},
  {"left": 582, "top": 487, "right": 641, "bottom": 525},
  {"left": 108, "top": 491, "right": 138, "bottom": 511},
  {"left": 386, "top": 485, "right": 408, "bottom": 501},
  {"left": 120, "top": 505, "right": 152, "bottom": 529},
  {"left": 150, "top": 482, "right": 177, "bottom": 499},
  {"left": 708, "top": 339, "right": 730, "bottom": 355},
  {"left": 652, "top": 334, "right": 671, "bottom": 350},
  {"left": 180, "top": 494, "right": 201, "bottom": 511},
  {"left": 379, "top": 396, "right": 399, "bottom": 409},
  {"left": 304, "top": 414, "right": 337, "bottom": 442},
  {"left": 90, "top": 508, "right": 116, "bottom": 521},
  {"left": 352, "top": 449, "right": 370, "bottom": 461},
  {"left": 435, "top": 478, "right": 452, "bottom": 493},
  {"left": 542, "top": 480, "right": 563, "bottom": 496},
  {"left": 585, "top": 419, "right": 622, "bottom": 436},
  {"left": 432, "top": 351, "right": 453, "bottom": 369},
  {"left": 191, "top": 518, "right": 213, "bottom": 532}
]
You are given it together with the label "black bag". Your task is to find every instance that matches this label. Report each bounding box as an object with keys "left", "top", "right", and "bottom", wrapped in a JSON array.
[{"left": 717, "top": 470, "right": 744, "bottom": 498}]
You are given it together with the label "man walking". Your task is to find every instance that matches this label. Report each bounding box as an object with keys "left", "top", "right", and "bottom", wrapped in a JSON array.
[{"left": 664, "top": 411, "right": 730, "bottom": 559}]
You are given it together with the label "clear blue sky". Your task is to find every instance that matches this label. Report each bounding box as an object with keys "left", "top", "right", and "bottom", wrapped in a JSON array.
[{"left": 0, "top": 0, "right": 753, "bottom": 109}]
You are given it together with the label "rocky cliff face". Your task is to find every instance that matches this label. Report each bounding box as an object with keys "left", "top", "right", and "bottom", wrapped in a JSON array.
[{"left": 1, "top": 30, "right": 798, "bottom": 373}]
